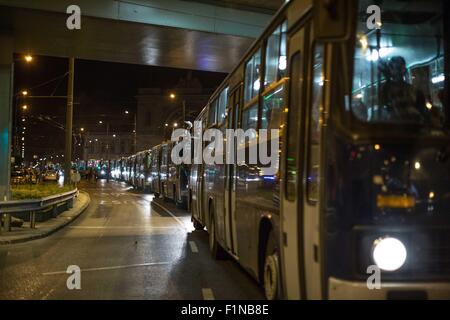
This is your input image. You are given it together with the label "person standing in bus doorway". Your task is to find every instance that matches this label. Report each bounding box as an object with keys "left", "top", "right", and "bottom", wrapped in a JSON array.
[{"left": 380, "top": 56, "right": 428, "bottom": 121}]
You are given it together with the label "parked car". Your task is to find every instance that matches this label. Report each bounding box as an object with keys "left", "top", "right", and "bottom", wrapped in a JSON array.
[
  {"left": 11, "top": 170, "right": 27, "bottom": 184},
  {"left": 43, "top": 170, "right": 59, "bottom": 182}
]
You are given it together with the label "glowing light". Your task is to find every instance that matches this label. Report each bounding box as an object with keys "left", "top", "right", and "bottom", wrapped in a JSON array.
[
  {"left": 429, "top": 191, "right": 435, "bottom": 199},
  {"left": 366, "top": 47, "right": 392, "bottom": 61},
  {"left": 359, "top": 36, "right": 368, "bottom": 51},
  {"left": 374, "top": 144, "right": 381, "bottom": 151},
  {"left": 170, "top": 93, "right": 176, "bottom": 99},
  {"left": 414, "top": 161, "right": 421, "bottom": 170},
  {"left": 373, "top": 237, "right": 407, "bottom": 271},
  {"left": 426, "top": 102, "right": 433, "bottom": 110},
  {"left": 431, "top": 74, "right": 445, "bottom": 84},
  {"left": 253, "top": 78, "right": 261, "bottom": 91},
  {"left": 278, "top": 55, "right": 287, "bottom": 71},
  {"left": 22, "top": 90, "right": 28, "bottom": 96},
  {"left": 22, "top": 105, "right": 28, "bottom": 110},
  {"left": 24, "top": 55, "right": 33, "bottom": 62}
]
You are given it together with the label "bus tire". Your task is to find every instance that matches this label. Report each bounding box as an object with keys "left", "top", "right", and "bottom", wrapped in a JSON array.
[
  {"left": 263, "top": 232, "right": 280, "bottom": 300},
  {"left": 208, "top": 211, "right": 225, "bottom": 259},
  {"left": 192, "top": 218, "right": 204, "bottom": 231}
]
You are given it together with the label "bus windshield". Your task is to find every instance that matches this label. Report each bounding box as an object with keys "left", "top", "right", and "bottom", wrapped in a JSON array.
[{"left": 351, "top": 0, "right": 447, "bottom": 129}]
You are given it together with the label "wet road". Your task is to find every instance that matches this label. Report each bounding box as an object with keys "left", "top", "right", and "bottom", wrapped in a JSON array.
[{"left": 0, "top": 180, "right": 263, "bottom": 300}]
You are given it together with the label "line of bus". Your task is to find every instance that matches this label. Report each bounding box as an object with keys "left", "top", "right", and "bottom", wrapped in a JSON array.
[
  {"left": 106, "top": 0, "right": 448, "bottom": 299},
  {"left": 187, "top": 0, "right": 450, "bottom": 300}
]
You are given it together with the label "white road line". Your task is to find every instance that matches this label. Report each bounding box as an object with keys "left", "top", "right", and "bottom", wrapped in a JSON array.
[
  {"left": 41, "top": 288, "right": 55, "bottom": 300},
  {"left": 42, "top": 261, "right": 170, "bottom": 276},
  {"left": 202, "top": 288, "right": 215, "bottom": 300},
  {"left": 68, "top": 226, "right": 177, "bottom": 229},
  {"left": 151, "top": 201, "right": 188, "bottom": 231},
  {"left": 189, "top": 241, "right": 199, "bottom": 253}
]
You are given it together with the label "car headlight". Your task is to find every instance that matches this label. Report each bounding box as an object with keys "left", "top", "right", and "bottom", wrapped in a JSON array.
[{"left": 372, "top": 237, "right": 407, "bottom": 271}]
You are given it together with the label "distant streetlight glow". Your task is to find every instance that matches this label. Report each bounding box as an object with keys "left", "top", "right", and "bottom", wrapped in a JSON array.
[
  {"left": 80, "top": 127, "right": 85, "bottom": 132},
  {"left": 24, "top": 55, "right": 33, "bottom": 62},
  {"left": 173, "top": 123, "right": 178, "bottom": 127},
  {"left": 170, "top": 93, "right": 176, "bottom": 99},
  {"left": 165, "top": 123, "right": 168, "bottom": 127},
  {"left": 22, "top": 90, "right": 28, "bottom": 96},
  {"left": 113, "top": 134, "right": 117, "bottom": 138},
  {"left": 125, "top": 110, "right": 129, "bottom": 114},
  {"left": 99, "top": 120, "right": 103, "bottom": 124},
  {"left": 22, "top": 105, "right": 28, "bottom": 110}
]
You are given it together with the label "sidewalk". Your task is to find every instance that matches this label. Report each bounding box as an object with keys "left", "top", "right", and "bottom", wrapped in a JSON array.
[{"left": 0, "top": 191, "right": 90, "bottom": 245}]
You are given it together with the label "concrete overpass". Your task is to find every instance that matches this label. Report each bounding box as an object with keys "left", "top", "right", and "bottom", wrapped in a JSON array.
[
  {"left": 0, "top": 0, "right": 280, "bottom": 72},
  {"left": 0, "top": 0, "right": 281, "bottom": 200}
]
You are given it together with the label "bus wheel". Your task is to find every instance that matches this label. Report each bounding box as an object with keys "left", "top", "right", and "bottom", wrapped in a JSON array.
[
  {"left": 263, "top": 233, "right": 280, "bottom": 300},
  {"left": 208, "top": 212, "right": 225, "bottom": 259},
  {"left": 192, "top": 218, "right": 204, "bottom": 231}
]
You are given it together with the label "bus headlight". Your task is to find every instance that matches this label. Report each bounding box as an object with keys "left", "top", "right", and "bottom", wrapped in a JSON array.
[{"left": 372, "top": 237, "right": 407, "bottom": 271}]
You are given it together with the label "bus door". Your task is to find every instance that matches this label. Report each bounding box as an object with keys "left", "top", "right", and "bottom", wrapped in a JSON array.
[
  {"left": 224, "top": 86, "right": 241, "bottom": 256},
  {"left": 280, "top": 25, "right": 307, "bottom": 300}
]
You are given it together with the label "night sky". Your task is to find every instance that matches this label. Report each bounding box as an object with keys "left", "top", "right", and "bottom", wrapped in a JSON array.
[{"left": 13, "top": 54, "right": 227, "bottom": 161}]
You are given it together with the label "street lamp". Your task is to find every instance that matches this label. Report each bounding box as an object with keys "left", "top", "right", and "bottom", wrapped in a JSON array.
[
  {"left": 22, "top": 105, "right": 28, "bottom": 110},
  {"left": 22, "top": 90, "right": 28, "bottom": 96},
  {"left": 170, "top": 93, "right": 176, "bottom": 99},
  {"left": 80, "top": 127, "right": 85, "bottom": 132},
  {"left": 24, "top": 55, "right": 33, "bottom": 63}
]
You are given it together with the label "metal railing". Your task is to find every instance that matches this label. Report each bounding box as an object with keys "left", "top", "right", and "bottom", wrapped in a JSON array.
[{"left": 0, "top": 189, "right": 78, "bottom": 233}]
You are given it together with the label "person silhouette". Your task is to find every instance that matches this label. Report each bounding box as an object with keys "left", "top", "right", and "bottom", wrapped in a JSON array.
[{"left": 380, "top": 56, "right": 427, "bottom": 122}]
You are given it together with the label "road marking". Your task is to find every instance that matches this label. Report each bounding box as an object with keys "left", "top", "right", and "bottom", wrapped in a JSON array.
[
  {"left": 42, "top": 261, "right": 170, "bottom": 276},
  {"left": 189, "top": 241, "right": 199, "bottom": 253},
  {"left": 151, "top": 201, "right": 188, "bottom": 231},
  {"left": 202, "top": 288, "right": 215, "bottom": 300},
  {"left": 68, "top": 226, "right": 177, "bottom": 229},
  {"left": 41, "top": 288, "right": 55, "bottom": 300}
]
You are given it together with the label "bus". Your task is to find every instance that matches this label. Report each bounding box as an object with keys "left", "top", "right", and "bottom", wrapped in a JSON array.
[
  {"left": 150, "top": 144, "right": 162, "bottom": 197},
  {"left": 134, "top": 150, "right": 151, "bottom": 190},
  {"left": 189, "top": 0, "right": 449, "bottom": 299}
]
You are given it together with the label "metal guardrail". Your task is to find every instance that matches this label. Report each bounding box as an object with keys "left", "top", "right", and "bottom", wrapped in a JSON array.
[{"left": 0, "top": 189, "right": 78, "bottom": 232}]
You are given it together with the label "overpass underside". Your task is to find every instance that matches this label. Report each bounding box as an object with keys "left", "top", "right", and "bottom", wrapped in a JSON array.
[{"left": 0, "top": 0, "right": 270, "bottom": 72}]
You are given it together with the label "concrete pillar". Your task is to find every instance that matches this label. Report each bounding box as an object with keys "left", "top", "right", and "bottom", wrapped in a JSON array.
[{"left": 0, "top": 36, "right": 13, "bottom": 202}]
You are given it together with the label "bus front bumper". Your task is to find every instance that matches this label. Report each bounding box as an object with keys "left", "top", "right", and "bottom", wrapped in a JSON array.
[{"left": 329, "top": 277, "right": 450, "bottom": 300}]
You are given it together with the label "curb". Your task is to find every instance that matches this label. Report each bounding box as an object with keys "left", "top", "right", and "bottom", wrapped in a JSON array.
[{"left": 0, "top": 191, "right": 91, "bottom": 245}]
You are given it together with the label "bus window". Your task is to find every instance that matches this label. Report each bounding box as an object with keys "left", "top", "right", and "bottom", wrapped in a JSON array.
[
  {"left": 208, "top": 100, "right": 217, "bottom": 126},
  {"left": 265, "top": 21, "right": 288, "bottom": 86},
  {"left": 307, "top": 44, "right": 324, "bottom": 202},
  {"left": 261, "top": 84, "right": 285, "bottom": 130},
  {"left": 286, "top": 52, "right": 302, "bottom": 201},
  {"left": 244, "top": 49, "right": 262, "bottom": 103},
  {"left": 351, "top": 0, "right": 446, "bottom": 128},
  {"left": 217, "top": 87, "right": 229, "bottom": 125},
  {"left": 242, "top": 104, "right": 258, "bottom": 131}
]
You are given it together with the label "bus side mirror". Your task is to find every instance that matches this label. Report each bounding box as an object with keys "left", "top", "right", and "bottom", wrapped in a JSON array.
[{"left": 313, "top": 0, "right": 352, "bottom": 41}]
